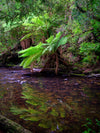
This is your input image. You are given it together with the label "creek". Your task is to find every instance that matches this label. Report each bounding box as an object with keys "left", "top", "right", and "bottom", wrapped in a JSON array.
[{"left": 0, "top": 67, "right": 100, "bottom": 133}]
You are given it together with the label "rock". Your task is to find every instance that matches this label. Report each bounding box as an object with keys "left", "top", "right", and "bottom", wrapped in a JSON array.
[
  {"left": 64, "top": 78, "right": 68, "bottom": 81},
  {"left": 88, "top": 73, "right": 100, "bottom": 77}
]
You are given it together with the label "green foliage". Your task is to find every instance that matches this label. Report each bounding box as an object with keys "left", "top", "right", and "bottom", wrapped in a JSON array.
[
  {"left": 21, "top": 13, "right": 52, "bottom": 42},
  {"left": 79, "top": 42, "right": 100, "bottom": 64},
  {"left": 0, "top": 20, "right": 23, "bottom": 55},
  {"left": 19, "top": 32, "right": 68, "bottom": 68},
  {"left": 65, "top": 0, "right": 100, "bottom": 66},
  {"left": 0, "top": 0, "right": 44, "bottom": 22},
  {"left": 82, "top": 118, "right": 100, "bottom": 133},
  {"left": 0, "top": 0, "right": 100, "bottom": 68},
  {"left": 42, "top": 32, "right": 63, "bottom": 54},
  {"left": 10, "top": 106, "right": 27, "bottom": 115},
  {"left": 71, "top": 0, "right": 100, "bottom": 65},
  {"left": 20, "top": 12, "right": 66, "bottom": 44}
]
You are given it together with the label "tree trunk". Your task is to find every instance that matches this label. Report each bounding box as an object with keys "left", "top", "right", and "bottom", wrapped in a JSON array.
[{"left": 41, "top": 49, "right": 71, "bottom": 74}]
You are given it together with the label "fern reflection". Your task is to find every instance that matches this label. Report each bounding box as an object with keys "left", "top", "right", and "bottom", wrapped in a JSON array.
[{"left": 11, "top": 83, "right": 73, "bottom": 131}]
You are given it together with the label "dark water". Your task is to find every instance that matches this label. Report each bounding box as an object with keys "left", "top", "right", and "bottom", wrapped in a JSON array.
[{"left": 0, "top": 68, "right": 100, "bottom": 133}]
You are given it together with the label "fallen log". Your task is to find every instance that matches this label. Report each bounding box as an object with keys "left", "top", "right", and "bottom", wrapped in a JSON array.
[{"left": 0, "top": 114, "right": 32, "bottom": 133}]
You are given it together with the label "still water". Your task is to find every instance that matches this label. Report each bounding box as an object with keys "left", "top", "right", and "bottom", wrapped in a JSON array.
[{"left": 0, "top": 68, "right": 100, "bottom": 133}]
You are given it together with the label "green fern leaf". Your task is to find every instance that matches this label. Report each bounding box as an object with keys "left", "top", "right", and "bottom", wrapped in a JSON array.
[
  {"left": 18, "top": 46, "right": 34, "bottom": 54},
  {"left": 24, "top": 116, "right": 41, "bottom": 121},
  {"left": 58, "top": 36, "right": 68, "bottom": 47},
  {"left": 20, "top": 48, "right": 43, "bottom": 57},
  {"left": 19, "top": 42, "right": 44, "bottom": 57},
  {"left": 42, "top": 47, "right": 50, "bottom": 54},
  {"left": 50, "top": 109, "right": 59, "bottom": 117},
  {"left": 39, "top": 123, "right": 50, "bottom": 128},
  {"left": 46, "top": 35, "right": 54, "bottom": 43},
  {"left": 20, "top": 57, "right": 28, "bottom": 66},
  {"left": 20, "top": 33, "right": 33, "bottom": 41},
  {"left": 23, "top": 56, "right": 35, "bottom": 68},
  {"left": 10, "top": 106, "right": 26, "bottom": 115},
  {"left": 27, "top": 108, "right": 42, "bottom": 115},
  {"left": 23, "top": 51, "right": 42, "bottom": 68},
  {"left": 56, "top": 32, "right": 61, "bottom": 38}
]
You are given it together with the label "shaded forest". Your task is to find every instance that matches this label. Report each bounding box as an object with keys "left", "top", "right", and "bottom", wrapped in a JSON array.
[
  {"left": 0, "top": 1, "right": 100, "bottom": 133},
  {"left": 0, "top": 0, "right": 100, "bottom": 74}
]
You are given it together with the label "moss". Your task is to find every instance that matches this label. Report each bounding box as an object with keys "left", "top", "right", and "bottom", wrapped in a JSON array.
[
  {"left": 71, "top": 73, "right": 85, "bottom": 77},
  {"left": 0, "top": 115, "right": 32, "bottom": 133}
]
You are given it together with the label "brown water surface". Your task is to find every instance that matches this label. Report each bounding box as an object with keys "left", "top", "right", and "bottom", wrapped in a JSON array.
[{"left": 0, "top": 68, "right": 100, "bottom": 133}]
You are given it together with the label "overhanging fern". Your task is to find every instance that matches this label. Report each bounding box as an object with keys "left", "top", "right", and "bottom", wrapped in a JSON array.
[{"left": 19, "top": 32, "right": 68, "bottom": 71}]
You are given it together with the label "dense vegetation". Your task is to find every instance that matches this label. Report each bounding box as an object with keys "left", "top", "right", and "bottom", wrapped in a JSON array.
[{"left": 0, "top": 0, "right": 100, "bottom": 74}]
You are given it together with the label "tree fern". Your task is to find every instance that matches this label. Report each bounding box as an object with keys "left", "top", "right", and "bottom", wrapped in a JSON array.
[{"left": 19, "top": 32, "right": 68, "bottom": 70}]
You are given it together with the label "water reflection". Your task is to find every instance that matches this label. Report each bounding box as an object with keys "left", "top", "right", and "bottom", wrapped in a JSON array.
[
  {"left": 11, "top": 83, "right": 74, "bottom": 132},
  {"left": 0, "top": 68, "right": 100, "bottom": 132}
]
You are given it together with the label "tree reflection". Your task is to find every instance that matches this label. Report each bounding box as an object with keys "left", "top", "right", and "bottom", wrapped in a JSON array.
[{"left": 10, "top": 83, "right": 73, "bottom": 131}]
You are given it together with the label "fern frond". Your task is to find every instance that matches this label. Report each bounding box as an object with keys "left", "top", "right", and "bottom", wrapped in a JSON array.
[
  {"left": 23, "top": 51, "right": 42, "bottom": 68},
  {"left": 46, "top": 35, "right": 54, "bottom": 43},
  {"left": 19, "top": 48, "right": 43, "bottom": 57},
  {"left": 20, "top": 57, "right": 28, "bottom": 66},
  {"left": 42, "top": 47, "right": 50, "bottom": 55},
  {"left": 10, "top": 106, "right": 27, "bottom": 115},
  {"left": 57, "top": 36, "right": 68, "bottom": 47},
  {"left": 19, "top": 42, "right": 43, "bottom": 55},
  {"left": 20, "top": 33, "right": 33, "bottom": 41},
  {"left": 18, "top": 46, "right": 34, "bottom": 54}
]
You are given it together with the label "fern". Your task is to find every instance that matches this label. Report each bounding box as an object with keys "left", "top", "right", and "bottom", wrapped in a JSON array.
[
  {"left": 20, "top": 33, "right": 33, "bottom": 41},
  {"left": 10, "top": 106, "right": 27, "bottom": 115},
  {"left": 19, "top": 32, "right": 68, "bottom": 69},
  {"left": 22, "top": 52, "right": 43, "bottom": 68}
]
